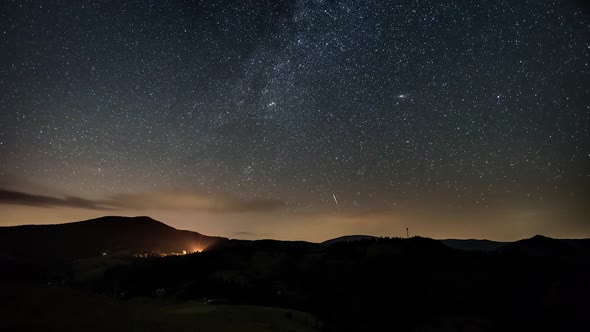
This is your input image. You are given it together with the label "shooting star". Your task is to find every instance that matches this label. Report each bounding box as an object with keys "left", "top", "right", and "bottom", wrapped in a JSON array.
[{"left": 332, "top": 193, "right": 339, "bottom": 205}]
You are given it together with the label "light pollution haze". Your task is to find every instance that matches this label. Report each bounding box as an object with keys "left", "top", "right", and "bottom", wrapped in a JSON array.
[{"left": 1, "top": 1, "right": 589, "bottom": 241}]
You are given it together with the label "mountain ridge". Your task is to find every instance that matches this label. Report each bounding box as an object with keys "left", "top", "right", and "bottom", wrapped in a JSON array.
[
  {"left": 2, "top": 216, "right": 590, "bottom": 260},
  {"left": 0, "top": 216, "right": 227, "bottom": 260}
]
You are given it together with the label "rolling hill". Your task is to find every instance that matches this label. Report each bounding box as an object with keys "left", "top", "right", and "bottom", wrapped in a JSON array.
[
  {"left": 440, "top": 239, "right": 508, "bottom": 252},
  {"left": 497, "top": 234, "right": 590, "bottom": 256},
  {"left": 1, "top": 216, "right": 590, "bottom": 331},
  {"left": 0, "top": 216, "right": 227, "bottom": 260},
  {"left": 321, "top": 235, "right": 378, "bottom": 246}
]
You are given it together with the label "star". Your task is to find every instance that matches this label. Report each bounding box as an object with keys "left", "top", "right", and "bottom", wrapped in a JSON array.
[{"left": 0, "top": 0, "right": 587, "bottom": 240}]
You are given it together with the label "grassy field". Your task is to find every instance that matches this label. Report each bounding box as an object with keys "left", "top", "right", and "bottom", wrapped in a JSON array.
[{"left": 0, "top": 283, "right": 320, "bottom": 332}]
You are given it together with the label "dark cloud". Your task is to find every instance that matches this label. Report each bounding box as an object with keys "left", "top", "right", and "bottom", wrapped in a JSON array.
[
  {"left": 0, "top": 188, "right": 284, "bottom": 214},
  {"left": 0, "top": 189, "right": 112, "bottom": 210}
]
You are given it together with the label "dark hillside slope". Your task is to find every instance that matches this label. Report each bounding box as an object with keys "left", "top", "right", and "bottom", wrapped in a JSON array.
[
  {"left": 321, "top": 235, "right": 377, "bottom": 246},
  {"left": 0, "top": 216, "right": 226, "bottom": 260},
  {"left": 441, "top": 239, "right": 507, "bottom": 252},
  {"left": 497, "top": 235, "right": 589, "bottom": 256}
]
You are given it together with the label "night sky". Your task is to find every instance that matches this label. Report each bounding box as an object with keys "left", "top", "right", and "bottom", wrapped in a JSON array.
[{"left": 1, "top": 0, "right": 589, "bottom": 241}]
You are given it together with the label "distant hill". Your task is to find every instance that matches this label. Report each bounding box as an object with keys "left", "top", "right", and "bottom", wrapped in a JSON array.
[
  {"left": 322, "top": 236, "right": 453, "bottom": 257},
  {"left": 442, "top": 236, "right": 590, "bottom": 255},
  {"left": 325, "top": 236, "right": 510, "bottom": 253},
  {"left": 0, "top": 216, "right": 227, "bottom": 260},
  {"left": 497, "top": 235, "right": 590, "bottom": 256},
  {"left": 321, "top": 235, "right": 377, "bottom": 246},
  {"left": 441, "top": 239, "right": 508, "bottom": 252},
  {"left": 3, "top": 215, "right": 589, "bottom": 262}
]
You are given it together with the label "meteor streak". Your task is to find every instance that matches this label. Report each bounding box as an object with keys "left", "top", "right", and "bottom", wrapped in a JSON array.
[{"left": 332, "top": 193, "right": 339, "bottom": 205}]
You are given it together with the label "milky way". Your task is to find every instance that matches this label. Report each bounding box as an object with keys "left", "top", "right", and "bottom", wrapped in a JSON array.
[{"left": 0, "top": 0, "right": 589, "bottom": 240}]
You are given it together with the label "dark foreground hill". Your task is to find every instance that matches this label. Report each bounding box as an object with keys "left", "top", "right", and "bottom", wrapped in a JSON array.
[
  {"left": 90, "top": 235, "right": 589, "bottom": 332},
  {"left": 2, "top": 217, "right": 590, "bottom": 331},
  {"left": 0, "top": 282, "right": 320, "bottom": 332},
  {"left": 0, "top": 216, "right": 227, "bottom": 260}
]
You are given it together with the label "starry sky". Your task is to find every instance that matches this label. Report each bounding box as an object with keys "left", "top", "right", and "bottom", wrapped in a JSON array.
[{"left": 1, "top": 0, "right": 589, "bottom": 241}]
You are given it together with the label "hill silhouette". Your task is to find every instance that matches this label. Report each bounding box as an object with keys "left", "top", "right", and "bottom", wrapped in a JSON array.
[
  {"left": 497, "top": 234, "right": 590, "bottom": 256},
  {"left": 321, "top": 235, "right": 378, "bottom": 246},
  {"left": 441, "top": 239, "right": 508, "bottom": 252},
  {"left": 1, "top": 216, "right": 590, "bottom": 331},
  {"left": 86, "top": 232, "right": 590, "bottom": 332},
  {"left": 0, "top": 216, "right": 227, "bottom": 260}
]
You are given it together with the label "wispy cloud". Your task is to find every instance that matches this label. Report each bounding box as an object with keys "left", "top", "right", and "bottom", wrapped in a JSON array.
[
  {"left": 0, "top": 189, "right": 112, "bottom": 210},
  {"left": 0, "top": 188, "right": 285, "bottom": 213}
]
